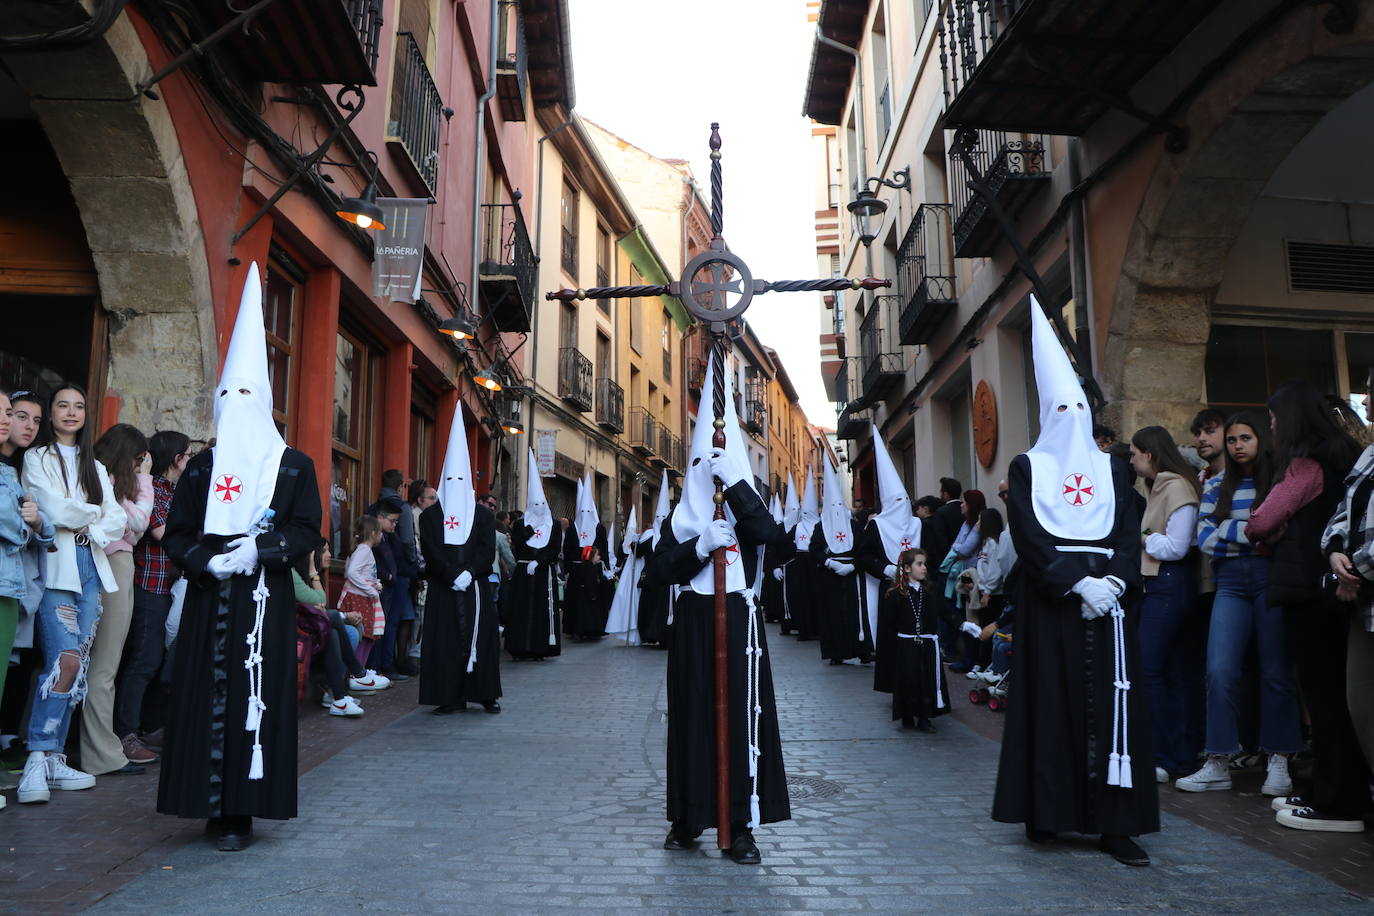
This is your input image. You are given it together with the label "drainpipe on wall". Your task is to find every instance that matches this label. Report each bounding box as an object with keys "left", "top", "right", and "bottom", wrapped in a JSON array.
[{"left": 816, "top": 31, "right": 868, "bottom": 200}]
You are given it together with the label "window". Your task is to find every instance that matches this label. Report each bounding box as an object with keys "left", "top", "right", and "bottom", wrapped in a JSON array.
[
  {"left": 331, "top": 326, "right": 382, "bottom": 557},
  {"left": 948, "top": 388, "right": 974, "bottom": 491},
  {"left": 560, "top": 302, "right": 578, "bottom": 351},
  {"left": 662, "top": 307, "right": 673, "bottom": 382},
  {"left": 409, "top": 383, "right": 437, "bottom": 484},
  {"left": 596, "top": 332, "right": 611, "bottom": 381},
  {"left": 263, "top": 252, "right": 304, "bottom": 434},
  {"left": 1205, "top": 325, "right": 1335, "bottom": 412},
  {"left": 596, "top": 225, "right": 611, "bottom": 315},
  {"left": 829, "top": 253, "right": 841, "bottom": 277},
  {"left": 629, "top": 267, "right": 644, "bottom": 354},
  {"left": 560, "top": 180, "right": 578, "bottom": 277},
  {"left": 871, "top": 4, "right": 891, "bottom": 144}
]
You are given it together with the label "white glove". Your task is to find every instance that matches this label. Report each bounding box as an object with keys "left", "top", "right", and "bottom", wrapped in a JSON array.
[
  {"left": 452, "top": 570, "right": 473, "bottom": 592},
  {"left": 883, "top": 564, "right": 898, "bottom": 579},
  {"left": 224, "top": 536, "right": 259, "bottom": 575},
  {"left": 825, "top": 559, "right": 856, "bottom": 577},
  {"left": 207, "top": 553, "right": 237, "bottom": 581},
  {"left": 1072, "top": 576, "right": 1116, "bottom": 620},
  {"left": 639, "top": 528, "right": 654, "bottom": 543},
  {"left": 526, "top": 560, "right": 538, "bottom": 576},
  {"left": 708, "top": 447, "right": 746, "bottom": 488},
  {"left": 695, "top": 518, "right": 738, "bottom": 559},
  {"left": 960, "top": 620, "right": 982, "bottom": 639},
  {"left": 602, "top": 567, "right": 615, "bottom": 580},
  {"left": 772, "top": 567, "right": 784, "bottom": 581}
]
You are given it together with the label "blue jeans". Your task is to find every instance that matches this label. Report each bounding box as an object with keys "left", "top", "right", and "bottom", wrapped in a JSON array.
[
  {"left": 27, "top": 545, "right": 103, "bottom": 752},
  {"left": 1139, "top": 561, "right": 1196, "bottom": 775},
  {"left": 1205, "top": 556, "right": 1302, "bottom": 755}
]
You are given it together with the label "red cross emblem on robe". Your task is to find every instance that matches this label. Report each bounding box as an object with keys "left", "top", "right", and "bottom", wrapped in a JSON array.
[
  {"left": 444, "top": 515, "right": 461, "bottom": 531},
  {"left": 213, "top": 474, "right": 242, "bottom": 503},
  {"left": 723, "top": 543, "right": 739, "bottom": 565},
  {"left": 835, "top": 531, "right": 847, "bottom": 543},
  {"left": 900, "top": 536, "right": 913, "bottom": 551},
  {"left": 533, "top": 528, "right": 543, "bottom": 539},
  {"left": 1062, "top": 473, "right": 1095, "bottom": 506}
]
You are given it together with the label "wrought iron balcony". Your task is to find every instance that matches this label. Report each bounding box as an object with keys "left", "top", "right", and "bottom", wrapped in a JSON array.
[
  {"left": 948, "top": 129, "right": 1049, "bottom": 258},
  {"left": 595, "top": 377, "right": 624, "bottom": 433},
  {"left": 688, "top": 356, "right": 708, "bottom": 397},
  {"left": 558, "top": 347, "right": 593, "bottom": 412},
  {"left": 859, "top": 295, "right": 904, "bottom": 400},
  {"left": 477, "top": 203, "right": 535, "bottom": 333},
  {"left": 897, "top": 204, "right": 956, "bottom": 345},
  {"left": 187, "top": 0, "right": 382, "bottom": 87},
  {"left": 667, "top": 433, "right": 685, "bottom": 472},
  {"left": 630, "top": 407, "right": 658, "bottom": 455},
  {"left": 936, "top": 0, "right": 1220, "bottom": 136},
  {"left": 744, "top": 377, "right": 767, "bottom": 436},
  {"left": 835, "top": 357, "right": 871, "bottom": 440},
  {"left": 387, "top": 33, "right": 443, "bottom": 193},
  {"left": 494, "top": 0, "right": 528, "bottom": 122},
  {"left": 657, "top": 425, "right": 674, "bottom": 466}
]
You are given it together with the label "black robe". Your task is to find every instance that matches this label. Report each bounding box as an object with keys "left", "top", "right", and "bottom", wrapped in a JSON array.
[
  {"left": 808, "top": 520, "right": 873, "bottom": 662},
  {"left": 992, "top": 454, "right": 1159, "bottom": 837},
  {"left": 882, "top": 583, "right": 961, "bottom": 722},
  {"left": 760, "top": 535, "right": 792, "bottom": 624},
  {"left": 635, "top": 535, "right": 672, "bottom": 646},
  {"left": 855, "top": 520, "right": 914, "bottom": 694},
  {"left": 503, "top": 523, "right": 561, "bottom": 659},
  {"left": 158, "top": 448, "right": 322, "bottom": 821},
  {"left": 562, "top": 523, "right": 610, "bottom": 638},
  {"left": 650, "top": 482, "right": 790, "bottom": 832},
  {"left": 780, "top": 527, "right": 816, "bottom": 639},
  {"left": 419, "top": 502, "right": 502, "bottom": 705}
]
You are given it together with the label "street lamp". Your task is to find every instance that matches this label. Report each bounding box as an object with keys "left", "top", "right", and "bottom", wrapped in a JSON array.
[
  {"left": 439, "top": 312, "right": 478, "bottom": 340},
  {"left": 473, "top": 361, "right": 504, "bottom": 392},
  {"left": 846, "top": 189, "right": 888, "bottom": 248},
  {"left": 335, "top": 151, "right": 386, "bottom": 231}
]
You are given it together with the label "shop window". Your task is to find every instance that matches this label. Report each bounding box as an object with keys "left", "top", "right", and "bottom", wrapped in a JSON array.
[
  {"left": 1205, "top": 325, "right": 1335, "bottom": 412},
  {"left": 264, "top": 252, "right": 304, "bottom": 435},
  {"left": 410, "top": 382, "right": 437, "bottom": 485},
  {"left": 330, "top": 326, "right": 382, "bottom": 556}
]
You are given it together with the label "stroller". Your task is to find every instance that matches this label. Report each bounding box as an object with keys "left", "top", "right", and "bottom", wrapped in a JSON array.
[{"left": 968, "top": 623, "right": 1012, "bottom": 712}]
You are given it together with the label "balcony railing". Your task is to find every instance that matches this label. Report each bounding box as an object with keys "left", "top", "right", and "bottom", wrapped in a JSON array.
[
  {"left": 665, "top": 432, "right": 684, "bottom": 472},
  {"left": 949, "top": 129, "right": 1049, "bottom": 258},
  {"left": 744, "top": 377, "right": 767, "bottom": 435},
  {"left": 558, "top": 347, "right": 593, "bottom": 412},
  {"left": 494, "top": 0, "right": 528, "bottom": 122},
  {"left": 595, "top": 377, "right": 624, "bottom": 433},
  {"left": 860, "top": 295, "right": 904, "bottom": 400},
  {"left": 835, "top": 357, "right": 871, "bottom": 439},
  {"left": 346, "top": 0, "right": 384, "bottom": 75},
  {"left": 897, "top": 203, "right": 956, "bottom": 345},
  {"left": 388, "top": 32, "right": 443, "bottom": 193},
  {"left": 478, "top": 202, "right": 536, "bottom": 332},
  {"left": 630, "top": 407, "right": 658, "bottom": 455},
  {"left": 561, "top": 227, "right": 577, "bottom": 278},
  {"left": 658, "top": 425, "right": 674, "bottom": 464}
]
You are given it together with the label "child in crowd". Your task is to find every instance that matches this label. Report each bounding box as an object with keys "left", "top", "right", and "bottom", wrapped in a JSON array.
[{"left": 340, "top": 516, "right": 386, "bottom": 670}]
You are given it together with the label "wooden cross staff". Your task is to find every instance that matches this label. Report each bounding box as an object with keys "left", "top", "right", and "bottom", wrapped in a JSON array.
[{"left": 548, "top": 124, "right": 890, "bottom": 849}]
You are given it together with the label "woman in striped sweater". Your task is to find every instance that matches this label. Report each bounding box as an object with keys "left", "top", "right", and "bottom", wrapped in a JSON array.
[{"left": 1178, "top": 414, "right": 1302, "bottom": 795}]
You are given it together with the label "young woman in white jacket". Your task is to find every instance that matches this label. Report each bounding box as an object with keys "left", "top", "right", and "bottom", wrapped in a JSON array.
[{"left": 16, "top": 384, "right": 127, "bottom": 804}]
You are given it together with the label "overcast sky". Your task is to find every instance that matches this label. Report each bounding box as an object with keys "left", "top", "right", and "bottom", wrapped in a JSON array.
[{"left": 567, "top": 0, "right": 833, "bottom": 423}]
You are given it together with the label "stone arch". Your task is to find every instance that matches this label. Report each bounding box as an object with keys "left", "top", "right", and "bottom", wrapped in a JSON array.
[
  {"left": 1103, "top": 3, "right": 1374, "bottom": 436},
  {"left": 4, "top": 4, "right": 216, "bottom": 437}
]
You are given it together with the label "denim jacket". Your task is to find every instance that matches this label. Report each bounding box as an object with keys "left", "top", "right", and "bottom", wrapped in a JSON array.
[{"left": 0, "top": 464, "right": 54, "bottom": 602}]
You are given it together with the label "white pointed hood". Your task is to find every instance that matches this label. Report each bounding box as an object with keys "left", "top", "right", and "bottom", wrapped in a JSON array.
[
  {"left": 436, "top": 401, "right": 477, "bottom": 546},
  {"left": 1025, "top": 296, "right": 1115, "bottom": 541},
  {"left": 794, "top": 468, "right": 819, "bottom": 550},
  {"left": 206, "top": 262, "right": 288, "bottom": 536},
  {"left": 820, "top": 458, "right": 853, "bottom": 554},
  {"left": 575, "top": 470, "right": 599, "bottom": 550},
  {"left": 769, "top": 492, "right": 783, "bottom": 524},
  {"left": 650, "top": 469, "right": 672, "bottom": 548},
  {"left": 783, "top": 474, "right": 800, "bottom": 531},
  {"left": 871, "top": 423, "right": 922, "bottom": 561},
  {"left": 622, "top": 506, "right": 638, "bottom": 555},
  {"left": 672, "top": 351, "right": 751, "bottom": 594},
  {"left": 523, "top": 448, "right": 553, "bottom": 549}
]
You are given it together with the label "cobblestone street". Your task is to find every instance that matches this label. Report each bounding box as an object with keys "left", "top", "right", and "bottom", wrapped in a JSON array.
[{"left": 6, "top": 626, "right": 1373, "bottom": 914}]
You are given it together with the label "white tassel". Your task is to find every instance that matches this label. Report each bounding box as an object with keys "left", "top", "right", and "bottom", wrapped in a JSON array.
[
  {"left": 1107, "top": 751, "right": 1121, "bottom": 788},
  {"left": 245, "top": 568, "right": 269, "bottom": 781},
  {"left": 748, "top": 794, "right": 761, "bottom": 830},
  {"left": 467, "top": 580, "right": 481, "bottom": 674},
  {"left": 248, "top": 743, "right": 264, "bottom": 780},
  {"left": 1119, "top": 754, "right": 1133, "bottom": 789}
]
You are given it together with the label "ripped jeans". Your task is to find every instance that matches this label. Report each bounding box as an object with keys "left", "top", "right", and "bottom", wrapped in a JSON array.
[{"left": 27, "top": 544, "right": 103, "bottom": 752}]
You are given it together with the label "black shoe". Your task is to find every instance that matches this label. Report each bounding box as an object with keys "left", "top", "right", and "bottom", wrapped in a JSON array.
[
  {"left": 1026, "top": 826, "right": 1056, "bottom": 844},
  {"left": 107, "top": 762, "right": 145, "bottom": 775},
  {"left": 432, "top": 704, "right": 463, "bottom": 715},
  {"left": 482, "top": 701, "right": 501, "bottom": 714},
  {"left": 915, "top": 718, "right": 936, "bottom": 733},
  {"left": 859, "top": 654, "right": 873, "bottom": 664},
  {"left": 1099, "top": 834, "right": 1149, "bottom": 866},
  {"left": 663, "top": 822, "right": 701, "bottom": 850},
  {"left": 828, "top": 658, "right": 844, "bottom": 666},
  {"left": 398, "top": 659, "right": 420, "bottom": 676},
  {"left": 380, "top": 668, "right": 412, "bottom": 682},
  {"left": 725, "top": 828, "right": 761, "bottom": 865},
  {"left": 204, "top": 817, "right": 224, "bottom": 836},
  {"left": 217, "top": 816, "right": 252, "bottom": 852}
]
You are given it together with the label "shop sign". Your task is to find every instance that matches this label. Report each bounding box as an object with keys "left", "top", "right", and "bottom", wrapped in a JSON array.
[
  {"left": 535, "top": 429, "right": 557, "bottom": 477},
  {"left": 553, "top": 451, "right": 583, "bottom": 482},
  {"left": 373, "top": 198, "right": 429, "bottom": 302}
]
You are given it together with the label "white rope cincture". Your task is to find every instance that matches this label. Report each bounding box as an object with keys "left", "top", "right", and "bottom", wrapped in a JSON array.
[
  {"left": 467, "top": 575, "right": 481, "bottom": 674},
  {"left": 743, "top": 591, "right": 763, "bottom": 830},
  {"left": 546, "top": 562, "right": 557, "bottom": 646},
  {"left": 245, "top": 568, "right": 269, "bottom": 780},
  {"left": 855, "top": 573, "right": 865, "bottom": 643},
  {"left": 1106, "top": 600, "right": 1132, "bottom": 789}
]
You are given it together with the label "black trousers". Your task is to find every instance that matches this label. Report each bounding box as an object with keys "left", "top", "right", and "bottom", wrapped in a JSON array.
[
  {"left": 1286, "top": 599, "right": 1373, "bottom": 816},
  {"left": 323, "top": 610, "right": 366, "bottom": 699}
]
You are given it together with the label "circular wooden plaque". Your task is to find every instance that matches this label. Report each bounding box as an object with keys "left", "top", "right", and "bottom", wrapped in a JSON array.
[{"left": 973, "top": 379, "right": 998, "bottom": 468}]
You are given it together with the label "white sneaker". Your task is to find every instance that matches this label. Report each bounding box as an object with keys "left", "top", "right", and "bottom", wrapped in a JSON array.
[
  {"left": 1155, "top": 767, "right": 1170, "bottom": 784},
  {"left": 1262, "top": 754, "right": 1294, "bottom": 797},
  {"left": 320, "top": 690, "right": 335, "bottom": 709},
  {"left": 965, "top": 665, "right": 984, "bottom": 681},
  {"left": 349, "top": 671, "right": 390, "bottom": 692},
  {"left": 329, "top": 696, "right": 364, "bottom": 717},
  {"left": 45, "top": 753, "right": 95, "bottom": 791},
  {"left": 1176, "top": 755, "right": 1232, "bottom": 792},
  {"left": 17, "top": 754, "right": 50, "bottom": 804},
  {"left": 975, "top": 669, "right": 1002, "bottom": 684}
]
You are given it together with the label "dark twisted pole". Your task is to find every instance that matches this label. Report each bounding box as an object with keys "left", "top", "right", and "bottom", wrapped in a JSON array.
[
  {"left": 546, "top": 277, "right": 890, "bottom": 303},
  {"left": 709, "top": 123, "right": 723, "bottom": 238}
]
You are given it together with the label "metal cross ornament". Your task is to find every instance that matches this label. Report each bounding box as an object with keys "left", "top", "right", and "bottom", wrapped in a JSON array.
[{"left": 547, "top": 125, "right": 891, "bottom": 852}]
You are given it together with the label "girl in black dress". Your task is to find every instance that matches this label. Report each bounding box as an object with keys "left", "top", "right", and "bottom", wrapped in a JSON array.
[{"left": 884, "top": 548, "right": 977, "bottom": 731}]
